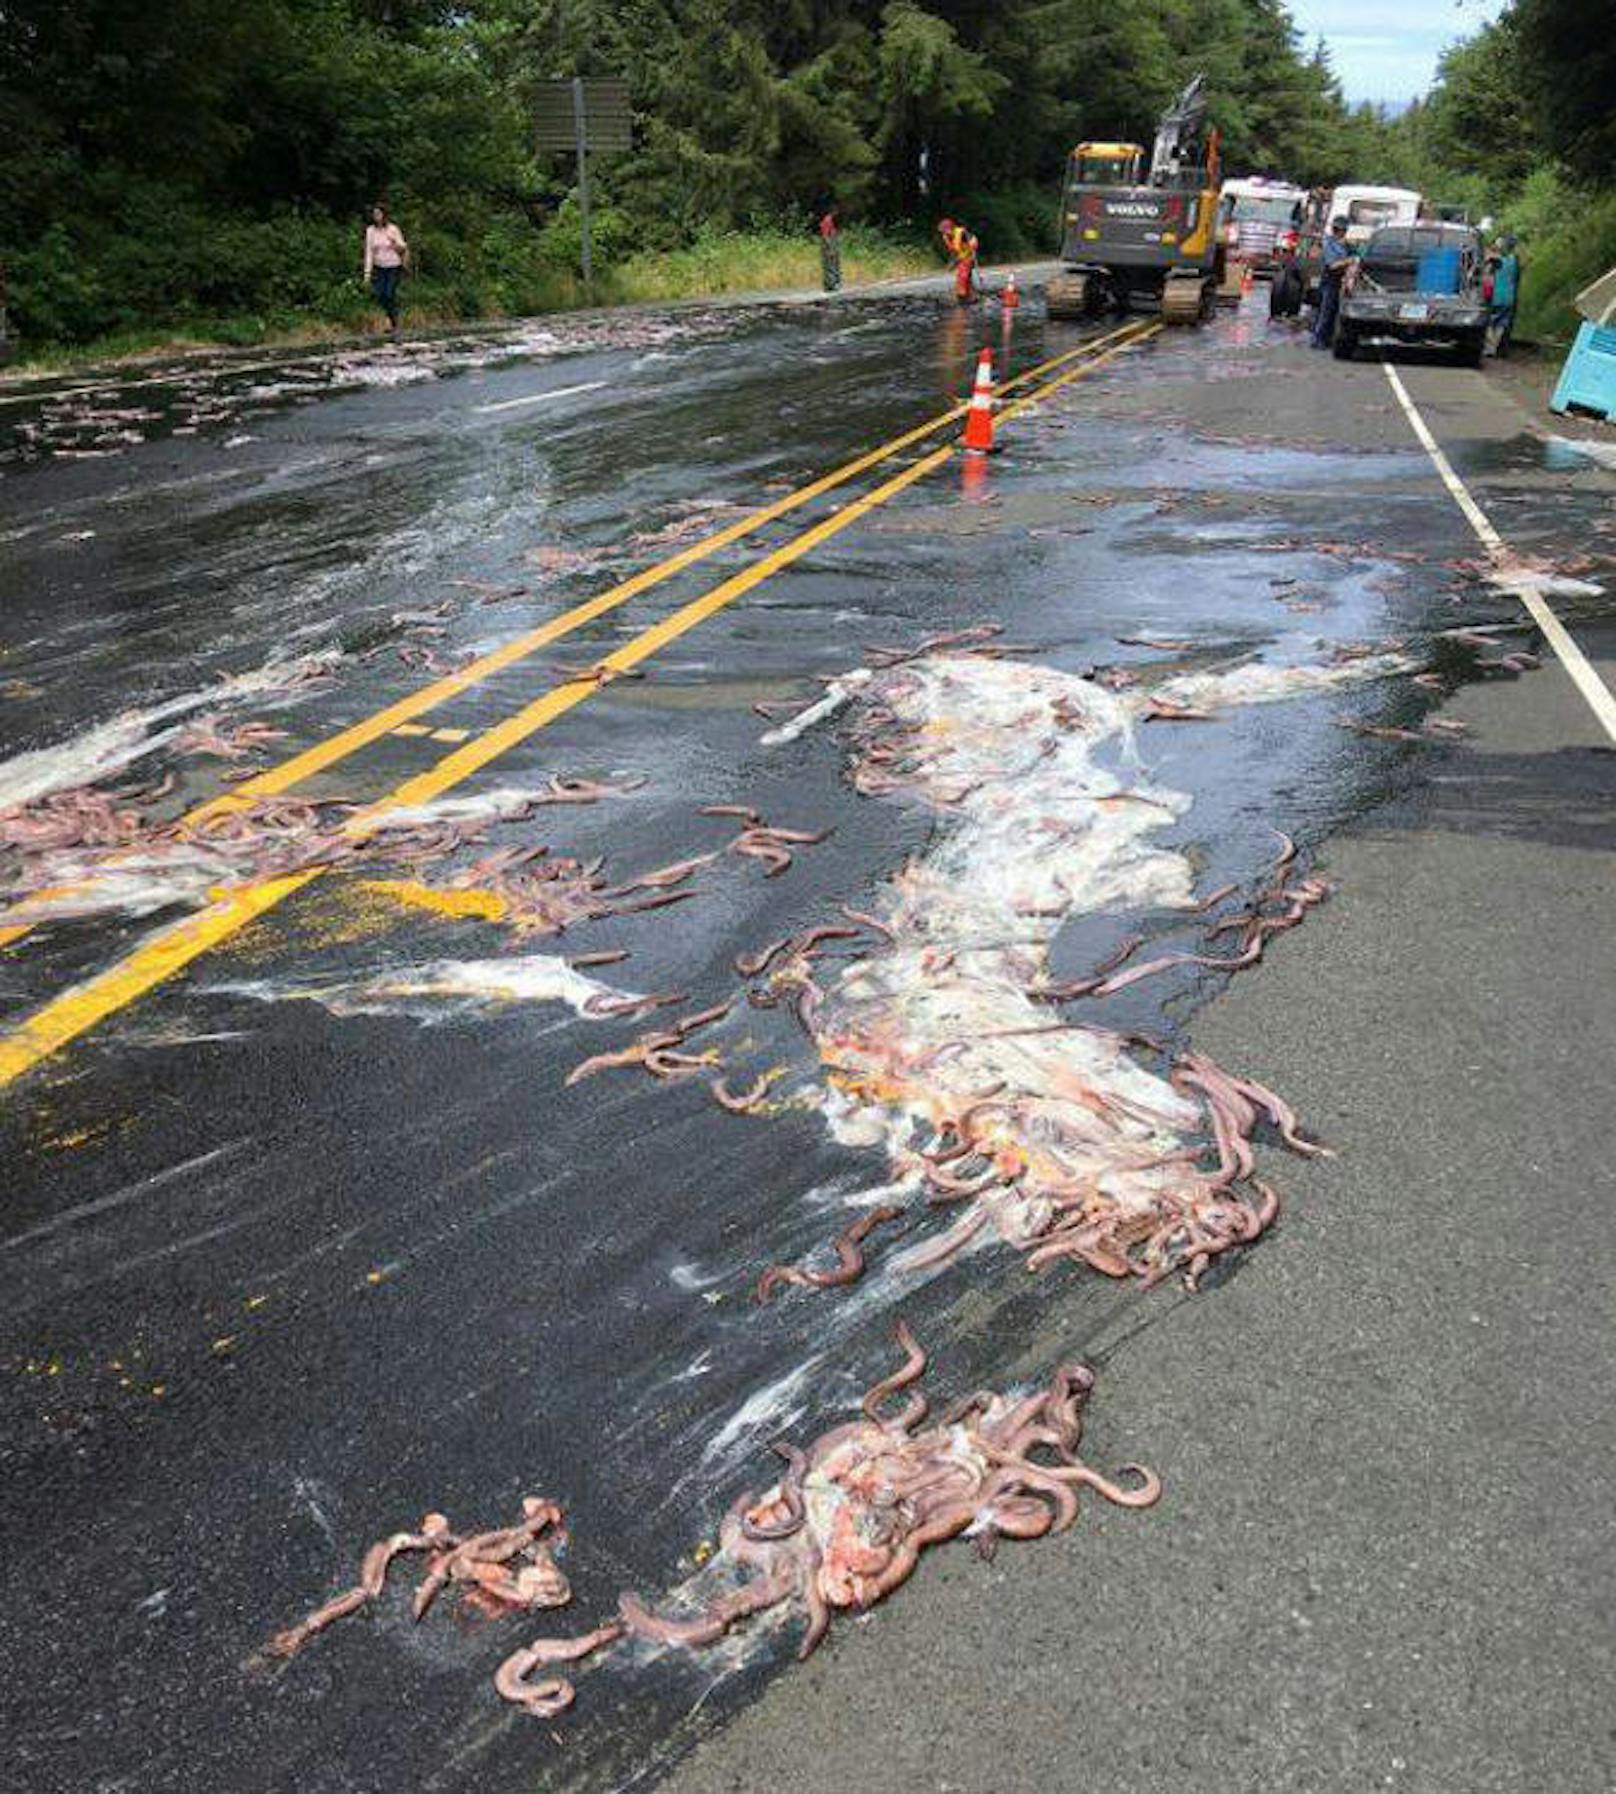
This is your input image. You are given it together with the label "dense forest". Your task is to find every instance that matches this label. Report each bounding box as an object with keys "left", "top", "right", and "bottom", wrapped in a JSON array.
[{"left": 0, "top": 0, "right": 1608, "bottom": 353}]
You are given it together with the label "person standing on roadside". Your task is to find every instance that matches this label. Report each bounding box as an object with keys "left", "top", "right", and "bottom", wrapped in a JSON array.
[
  {"left": 1487, "top": 235, "right": 1521, "bottom": 357},
  {"left": 818, "top": 206, "right": 842, "bottom": 293},
  {"left": 362, "top": 204, "right": 409, "bottom": 336},
  {"left": 1310, "top": 216, "right": 1354, "bottom": 350}
]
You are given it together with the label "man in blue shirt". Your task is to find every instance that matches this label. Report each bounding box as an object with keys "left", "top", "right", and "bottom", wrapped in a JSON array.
[
  {"left": 1488, "top": 235, "right": 1521, "bottom": 356},
  {"left": 1311, "top": 217, "right": 1355, "bottom": 349}
]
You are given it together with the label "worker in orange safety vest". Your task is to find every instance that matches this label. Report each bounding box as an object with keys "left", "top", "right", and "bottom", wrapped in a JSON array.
[{"left": 937, "top": 216, "right": 980, "bottom": 304}]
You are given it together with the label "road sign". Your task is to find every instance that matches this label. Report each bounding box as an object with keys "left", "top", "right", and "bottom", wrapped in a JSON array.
[
  {"left": 533, "top": 78, "right": 632, "bottom": 153},
  {"left": 533, "top": 78, "right": 633, "bottom": 290}
]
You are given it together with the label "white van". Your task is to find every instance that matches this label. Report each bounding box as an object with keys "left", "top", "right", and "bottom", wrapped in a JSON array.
[{"left": 1329, "top": 184, "right": 1423, "bottom": 248}]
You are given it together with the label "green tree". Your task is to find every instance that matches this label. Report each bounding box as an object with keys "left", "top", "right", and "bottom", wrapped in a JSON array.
[
  {"left": 1421, "top": 15, "right": 1536, "bottom": 187},
  {"left": 1514, "top": 0, "right": 1615, "bottom": 185},
  {"left": 875, "top": 2, "right": 1008, "bottom": 211}
]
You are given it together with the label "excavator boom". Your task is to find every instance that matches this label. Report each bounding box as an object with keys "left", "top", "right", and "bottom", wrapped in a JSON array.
[{"left": 1149, "top": 74, "right": 1208, "bottom": 186}]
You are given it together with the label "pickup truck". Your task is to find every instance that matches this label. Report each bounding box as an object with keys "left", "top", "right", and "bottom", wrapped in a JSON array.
[{"left": 1334, "top": 222, "right": 1489, "bottom": 366}]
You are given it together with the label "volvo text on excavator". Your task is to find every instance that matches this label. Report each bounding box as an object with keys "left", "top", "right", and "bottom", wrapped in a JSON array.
[{"left": 1046, "top": 75, "right": 1225, "bottom": 325}]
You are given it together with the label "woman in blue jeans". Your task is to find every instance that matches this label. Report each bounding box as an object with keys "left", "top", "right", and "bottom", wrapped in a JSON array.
[{"left": 362, "top": 205, "right": 409, "bottom": 334}]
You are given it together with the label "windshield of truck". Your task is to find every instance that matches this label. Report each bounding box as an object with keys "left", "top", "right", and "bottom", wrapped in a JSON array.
[
  {"left": 1348, "top": 198, "right": 1408, "bottom": 228},
  {"left": 1231, "top": 196, "right": 1299, "bottom": 224}
]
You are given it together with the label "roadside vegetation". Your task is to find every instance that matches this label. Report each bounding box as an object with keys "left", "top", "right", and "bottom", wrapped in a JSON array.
[
  {"left": 4, "top": 223, "right": 935, "bottom": 373},
  {"left": 1, "top": 0, "right": 1606, "bottom": 363}
]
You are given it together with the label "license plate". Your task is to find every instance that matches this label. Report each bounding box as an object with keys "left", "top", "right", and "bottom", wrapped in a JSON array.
[{"left": 1399, "top": 302, "right": 1430, "bottom": 321}]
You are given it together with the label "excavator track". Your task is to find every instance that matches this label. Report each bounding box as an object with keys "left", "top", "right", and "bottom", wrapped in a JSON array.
[
  {"left": 1160, "top": 276, "right": 1210, "bottom": 326},
  {"left": 1045, "top": 270, "right": 1094, "bottom": 321}
]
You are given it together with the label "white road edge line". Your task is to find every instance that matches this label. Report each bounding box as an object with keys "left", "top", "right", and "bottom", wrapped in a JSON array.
[
  {"left": 1383, "top": 362, "right": 1616, "bottom": 745},
  {"left": 474, "top": 380, "right": 607, "bottom": 415}
]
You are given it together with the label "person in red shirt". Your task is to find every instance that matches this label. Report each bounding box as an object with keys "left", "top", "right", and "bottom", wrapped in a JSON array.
[{"left": 818, "top": 207, "right": 841, "bottom": 293}]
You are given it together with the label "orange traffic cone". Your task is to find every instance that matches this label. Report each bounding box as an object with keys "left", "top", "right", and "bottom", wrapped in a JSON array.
[
  {"left": 1240, "top": 261, "right": 1254, "bottom": 296},
  {"left": 963, "top": 348, "right": 996, "bottom": 454},
  {"left": 1002, "top": 270, "right": 1020, "bottom": 310}
]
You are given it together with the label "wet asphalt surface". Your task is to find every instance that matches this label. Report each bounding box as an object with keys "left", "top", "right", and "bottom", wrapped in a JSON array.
[{"left": 2, "top": 285, "right": 1612, "bottom": 1792}]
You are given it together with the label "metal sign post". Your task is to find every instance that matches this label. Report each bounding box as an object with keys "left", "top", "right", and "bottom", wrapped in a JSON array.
[
  {"left": 534, "top": 78, "right": 633, "bottom": 294},
  {"left": 572, "top": 78, "right": 592, "bottom": 290}
]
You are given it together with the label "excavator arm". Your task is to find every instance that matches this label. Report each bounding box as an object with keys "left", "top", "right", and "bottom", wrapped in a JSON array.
[{"left": 1149, "top": 74, "right": 1208, "bottom": 187}]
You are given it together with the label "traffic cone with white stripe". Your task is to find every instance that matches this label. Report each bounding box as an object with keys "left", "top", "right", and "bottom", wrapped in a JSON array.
[
  {"left": 1002, "top": 270, "right": 1020, "bottom": 310},
  {"left": 963, "top": 348, "right": 997, "bottom": 454}
]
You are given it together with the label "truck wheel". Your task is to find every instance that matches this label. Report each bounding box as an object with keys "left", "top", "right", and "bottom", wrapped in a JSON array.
[
  {"left": 1457, "top": 331, "right": 1485, "bottom": 369},
  {"left": 1331, "top": 326, "right": 1357, "bottom": 361},
  {"left": 1269, "top": 266, "right": 1302, "bottom": 318}
]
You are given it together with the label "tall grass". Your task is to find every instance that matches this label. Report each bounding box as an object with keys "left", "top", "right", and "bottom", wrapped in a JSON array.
[{"left": 609, "top": 227, "right": 932, "bottom": 303}]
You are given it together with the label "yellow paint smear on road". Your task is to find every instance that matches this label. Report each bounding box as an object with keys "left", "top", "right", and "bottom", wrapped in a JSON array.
[
  {"left": 356, "top": 879, "right": 510, "bottom": 923},
  {"left": 0, "top": 325, "right": 1156, "bottom": 1089}
]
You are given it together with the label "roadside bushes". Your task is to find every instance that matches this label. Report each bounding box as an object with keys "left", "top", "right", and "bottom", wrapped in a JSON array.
[
  {"left": 3, "top": 198, "right": 932, "bottom": 364},
  {"left": 1504, "top": 171, "right": 1616, "bottom": 344},
  {"left": 7, "top": 185, "right": 357, "bottom": 343}
]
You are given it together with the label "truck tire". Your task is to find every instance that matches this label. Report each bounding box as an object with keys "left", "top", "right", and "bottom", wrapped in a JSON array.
[
  {"left": 1332, "top": 325, "right": 1357, "bottom": 361},
  {"left": 1456, "top": 330, "right": 1485, "bottom": 369},
  {"left": 1269, "top": 265, "right": 1303, "bottom": 318}
]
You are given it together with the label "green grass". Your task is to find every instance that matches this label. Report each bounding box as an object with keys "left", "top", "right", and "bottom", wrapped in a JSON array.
[
  {"left": 2, "top": 226, "right": 936, "bottom": 377},
  {"left": 609, "top": 227, "right": 933, "bottom": 303}
]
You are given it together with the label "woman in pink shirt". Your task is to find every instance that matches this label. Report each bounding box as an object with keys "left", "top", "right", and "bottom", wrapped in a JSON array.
[{"left": 361, "top": 204, "right": 409, "bottom": 334}]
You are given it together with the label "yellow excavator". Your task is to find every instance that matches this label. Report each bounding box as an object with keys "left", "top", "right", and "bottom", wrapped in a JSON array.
[{"left": 1046, "top": 75, "right": 1225, "bottom": 325}]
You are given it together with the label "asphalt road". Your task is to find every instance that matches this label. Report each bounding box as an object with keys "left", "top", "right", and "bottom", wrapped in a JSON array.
[{"left": 2, "top": 279, "right": 1611, "bottom": 1793}]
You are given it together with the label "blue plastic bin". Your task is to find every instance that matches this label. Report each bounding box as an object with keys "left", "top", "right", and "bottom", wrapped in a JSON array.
[
  {"left": 1550, "top": 321, "right": 1616, "bottom": 422},
  {"left": 1414, "top": 247, "right": 1462, "bottom": 294}
]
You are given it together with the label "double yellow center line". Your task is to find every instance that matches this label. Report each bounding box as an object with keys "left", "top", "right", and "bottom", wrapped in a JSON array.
[{"left": 0, "top": 321, "right": 1158, "bottom": 1088}]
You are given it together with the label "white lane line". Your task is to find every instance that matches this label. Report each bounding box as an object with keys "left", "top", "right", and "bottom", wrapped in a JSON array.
[
  {"left": 1384, "top": 362, "right": 1616, "bottom": 745},
  {"left": 474, "top": 380, "right": 606, "bottom": 415}
]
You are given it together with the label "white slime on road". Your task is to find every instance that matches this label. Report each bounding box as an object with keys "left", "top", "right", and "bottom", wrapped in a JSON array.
[
  {"left": 0, "top": 649, "right": 339, "bottom": 810},
  {"left": 771, "top": 649, "right": 1409, "bottom": 1278},
  {"left": 216, "top": 953, "right": 638, "bottom": 1021}
]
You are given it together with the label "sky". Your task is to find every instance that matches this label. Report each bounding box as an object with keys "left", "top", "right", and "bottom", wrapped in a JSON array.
[{"left": 1286, "top": 0, "right": 1505, "bottom": 104}]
